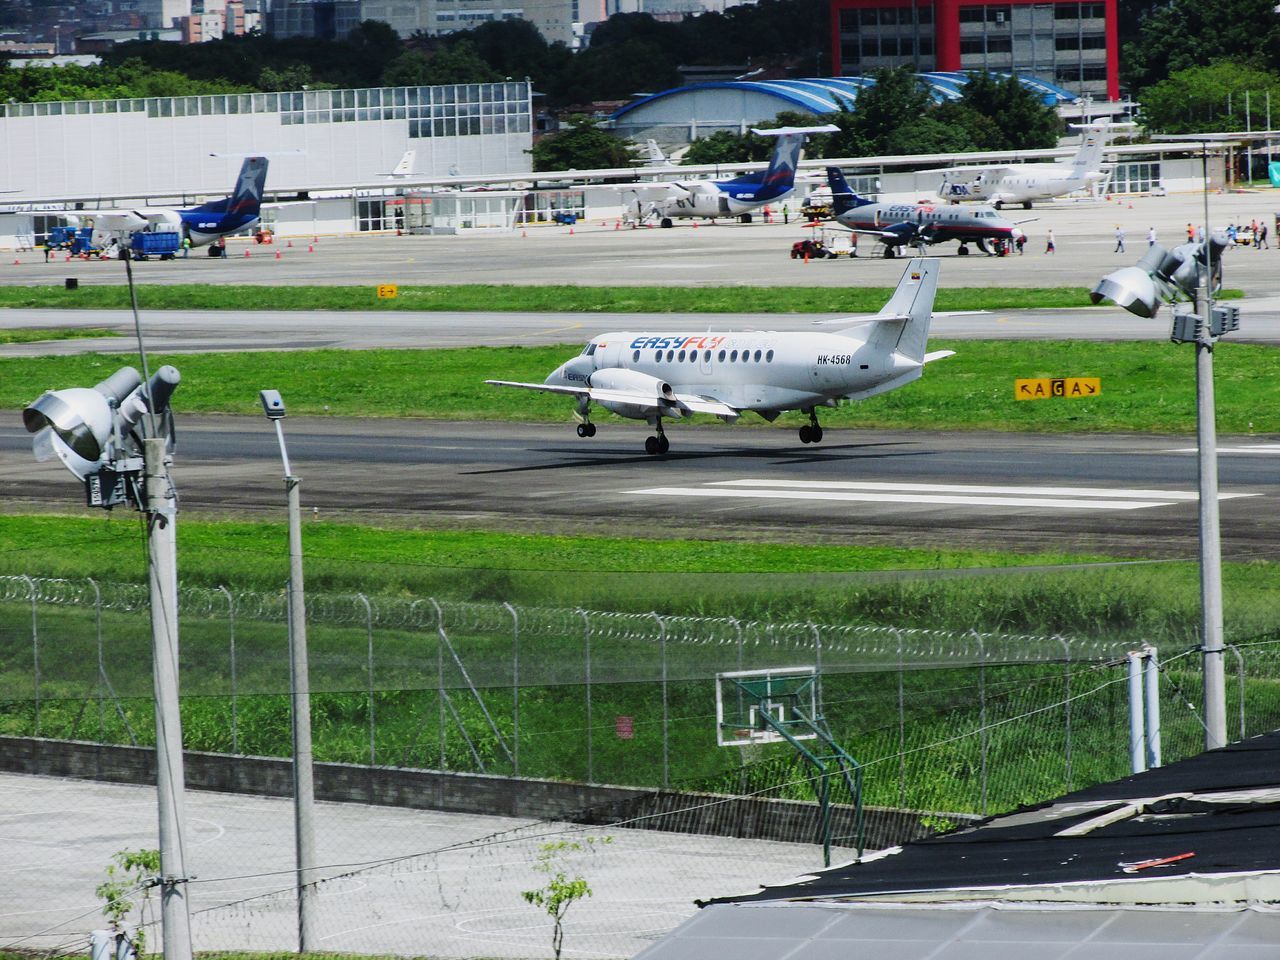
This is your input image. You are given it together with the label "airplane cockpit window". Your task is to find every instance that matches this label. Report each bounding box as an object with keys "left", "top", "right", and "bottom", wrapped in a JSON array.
[{"left": 582, "top": 343, "right": 598, "bottom": 355}]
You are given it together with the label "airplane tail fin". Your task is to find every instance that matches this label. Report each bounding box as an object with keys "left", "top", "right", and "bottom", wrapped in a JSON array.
[
  {"left": 389, "top": 150, "right": 415, "bottom": 176},
  {"left": 645, "top": 139, "right": 667, "bottom": 163},
  {"left": 196, "top": 156, "right": 268, "bottom": 216},
  {"left": 857, "top": 258, "right": 940, "bottom": 361},
  {"left": 826, "top": 165, "right": 872, "bottom": 216}
]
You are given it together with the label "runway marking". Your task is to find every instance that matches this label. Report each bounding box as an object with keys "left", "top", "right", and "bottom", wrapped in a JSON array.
[
  {"left": 627, "top": 479, "right": 1255, "bottom": 512},
  {"left": 1170, "top": 444, "right": 1280, "bottom": 455}
]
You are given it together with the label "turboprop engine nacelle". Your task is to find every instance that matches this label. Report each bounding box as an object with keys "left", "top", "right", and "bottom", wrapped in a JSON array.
[{"left": 588, "top": 369, "right": 684, "bottom": 421}]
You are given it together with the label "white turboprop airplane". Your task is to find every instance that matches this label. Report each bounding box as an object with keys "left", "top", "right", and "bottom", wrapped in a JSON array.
[
  {"left": 627, "top": 124, "right": 838, "bottom": 227},
  {"left": 381, "top": 150, "right": 417, "bottom": 178},
  {"left": 487, "top": 258, "right": 950, "bottom": 454},
  {"left": 935, "top": 121, "right": 1132, "bottom": 209},
  {"left": 631, "top": 139, "right": 677, "bottom": 168}
]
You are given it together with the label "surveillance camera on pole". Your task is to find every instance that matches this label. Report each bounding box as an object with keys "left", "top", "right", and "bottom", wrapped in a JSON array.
[
  {"left": 1091, "top": 224, "right": 1234, "bottom": 753},
  {"left": 259, "top": 388, "right": 318, "bottom": 951},
  {"left": 22, "top": 363, "right": 194, "bottom": 960}
]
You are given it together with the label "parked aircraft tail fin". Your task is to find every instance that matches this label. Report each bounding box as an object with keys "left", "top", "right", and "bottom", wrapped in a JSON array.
[
  {"left": 195, "top": 156, "right": 268, "bottom": 217},
  {"left": 826, "top": 166, "right": 874, "bottom": 216}
]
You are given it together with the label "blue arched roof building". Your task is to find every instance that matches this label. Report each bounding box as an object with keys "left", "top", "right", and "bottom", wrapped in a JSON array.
[{"left": 611, "top": 74, "right": 1077, "bottom": 147}]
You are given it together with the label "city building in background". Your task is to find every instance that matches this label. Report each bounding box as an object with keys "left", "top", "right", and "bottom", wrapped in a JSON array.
[{"left": 829, "top": 0, "right": 1119, "bottom": 100}]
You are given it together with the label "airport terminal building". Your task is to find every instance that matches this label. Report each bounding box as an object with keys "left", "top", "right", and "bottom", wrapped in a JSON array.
[{"left": 0, "top": 80, "right": 534, "bottom": 246}]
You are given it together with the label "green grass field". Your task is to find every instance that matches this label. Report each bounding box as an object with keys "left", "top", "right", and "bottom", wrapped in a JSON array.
[
  {"left": 6, "top": 338, "right": 1279, "bottom": 433},
  {"left": 0, "top": 283, "right": 1185, "bottom": 313}
]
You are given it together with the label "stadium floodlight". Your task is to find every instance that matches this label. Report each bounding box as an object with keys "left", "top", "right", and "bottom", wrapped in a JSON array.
[
  {"left": 1092, "top": 168, "right": 1234, "bottom": 753},
  {"left": 20, "top": 358, "right": 193, "bottom": 960}
]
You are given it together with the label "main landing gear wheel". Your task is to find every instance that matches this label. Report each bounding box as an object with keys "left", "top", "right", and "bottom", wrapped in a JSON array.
[
  {"left": 957, "top": 245, "right": 970, "bottom": 256},
  {"left": 644, "top": 433, "right": 670, "bottom": 455},
  {"left": 660, "top": 217, "right": 673, "bottom": 228},
  {"left": 576, "top": 422, "right": 597, "bottom": 438},
  {"left": 799, "top": 411, "right": 824, "bottom": 444}
]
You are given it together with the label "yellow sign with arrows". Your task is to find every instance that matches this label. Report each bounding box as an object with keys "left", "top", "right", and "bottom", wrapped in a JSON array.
[{"left": 1015, "top": 377, "right": 1101, "bottom": 401}]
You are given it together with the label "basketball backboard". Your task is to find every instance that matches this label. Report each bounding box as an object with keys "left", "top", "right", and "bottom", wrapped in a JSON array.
[{"left": 715, "top": 667, "right": 818, "bottom": 747}]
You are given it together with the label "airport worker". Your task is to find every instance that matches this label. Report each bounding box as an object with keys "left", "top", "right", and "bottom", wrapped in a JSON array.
[
  {"left": 181, "top": 235, "right": 191, "bottom": 259},
  {"left": 782, "top": 203, "right": 790, "bottom": 225},
  {"left": 1147, "top": 226, "right": 1157, "bottom": 246},
  {"left": 1113, "top": 225, "right": 1125, "bottom": 253},
  {"left": 1260, "top": 223, "right": 1270, "bottom": 249},
  {"left": 1045, "top": 229, "right": 1055, "bottom": 254},
  {"left": 1015, "top": 232, "right": 1026, "bottom": 254},
  {"left": 1186, "top": 223, "right": 1194, "bottom": 243}
]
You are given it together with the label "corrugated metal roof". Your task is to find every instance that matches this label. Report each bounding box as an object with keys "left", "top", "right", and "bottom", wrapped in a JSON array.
[{"left": 612, "top": 74, "right": 1079, "bottom": 121}]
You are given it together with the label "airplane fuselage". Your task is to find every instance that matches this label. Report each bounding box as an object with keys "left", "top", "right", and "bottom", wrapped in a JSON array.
[
  {"left": 657, "top": 181, "right": 792, "bottom": 220},
  {"left": 836, "top": 202, "right": 1018, "bottom": 247},
  {"left": 941, "top": 169, "right": 1095, "bottom": 204},
  {"left": 545, "top": 329, "right": 921, "bottom": 420},
  {"left": 181, "top": 209, "right": 261, "bottom": 246}
]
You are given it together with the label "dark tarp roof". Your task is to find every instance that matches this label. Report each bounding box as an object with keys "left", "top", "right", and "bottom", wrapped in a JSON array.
[{"left": 709, "top": 729, "right": 1280, "bottom": 904}]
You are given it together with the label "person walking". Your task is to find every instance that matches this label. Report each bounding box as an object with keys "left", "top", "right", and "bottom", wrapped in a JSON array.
[
  {"left": 1186, "top": 223, "right": 1194, "bottom": 243},
  {"left": 181, "top": 235, "right": 191, "bottom": 259},
  {"left": 1113, "top": 225, "right": 1125, "bottom": 253},
  {"left": 782, "top": 203, "right": 790, "bottom": 225},
  {"left": 1045, "top": 228, "right": 1055, "bottom": 254},
  {"left": 1147, "top": 226, "right": 1157, "bottom": 246},
  {"left": 1260, "top": 223, "right": 1270, "bottom": 249},
  {"left": 1015, "top": 231, "right": 1026, "bottom": 255}
]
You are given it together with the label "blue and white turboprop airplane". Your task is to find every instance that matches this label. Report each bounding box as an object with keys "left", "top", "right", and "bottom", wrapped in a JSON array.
[
  {"left": 630, "top": 124, "right": 837, "bottom": 228},
  {"left": 70, "top": 156, "right": 269, "bottom": 252},
  {"left": 487, "top": 258, "right": 951, "bottom": 454}
]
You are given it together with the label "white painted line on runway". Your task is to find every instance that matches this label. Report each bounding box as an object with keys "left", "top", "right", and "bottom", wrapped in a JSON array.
[
  {"left": 630, "top": 486, "right": 1174, "bottom": 510},
  {"left": 628, "top": 479, "right": 1256, "bottom": 511},
  {"left": 1170, "top": 444, "right": 1280, "bottom": 455},
  {"left": 711, "top": 479, "right": 1253, "bottom": 501}
]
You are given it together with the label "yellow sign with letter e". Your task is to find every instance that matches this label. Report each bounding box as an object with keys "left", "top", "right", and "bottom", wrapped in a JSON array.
[
  {"left": 1015, "top": 377, "right": 1101, "bottom": 401},
  {"left": 376, "top": 284, "right": 398, "bottom": 299}
]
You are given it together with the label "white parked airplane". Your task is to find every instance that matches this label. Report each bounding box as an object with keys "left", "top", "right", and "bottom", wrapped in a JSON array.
[
  {"left": 487, "top": 258, "right": 950, "bottom": 454},
  {"left": 935, "top": 121, "right": 1132, "bottom": 209},
  {"left": 381, "top": 150, "right": 417, "bottom": 178},
  {"left": 631, "top": 139, "right": 677, "bottom": 167},
  {"left": 628, "top": 124, "right": 838, "bottom": 227}
]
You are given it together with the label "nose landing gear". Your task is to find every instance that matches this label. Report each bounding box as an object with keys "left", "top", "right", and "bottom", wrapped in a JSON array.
[{"left": 798, "top": 409, "right": 824, "bottom": 444}]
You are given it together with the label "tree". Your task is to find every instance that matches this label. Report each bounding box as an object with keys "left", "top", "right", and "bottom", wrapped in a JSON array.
[
  {"left": 1139, "top": 61, "right": 1280, "bottom": 134},
  {"left": 522, "top": 838, "right": 611, "bottom": 960},
  {"left": 382, "top": 42, "right": 501, "bottom": 87},
  {"left": 946, "top": 72, "right": 1060, "bottom": 150},
  {"left": 822, "top": 68, "right": 936, "bottom": 157},
  {"left": 96, "top": 849, "right": 160, "bottom": 955},
  {"left": 1122, "top": 0, "right": 1280, "bottom": 91},
  {"left": 529, "top": 116, "right": 634, "bottom": 170}
]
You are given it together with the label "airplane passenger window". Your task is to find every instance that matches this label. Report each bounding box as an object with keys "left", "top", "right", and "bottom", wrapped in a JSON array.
[
  {"left": 766, "top": 349, "right": 774, "bottom": 362},
  {"left": 690, "top": 352, "right": 697, "bottom": 363},
  {"left": 633, "top": 350, "right": 640, "bottom": 362},
  {"left": 654, "top": 351, "right": 662, "bottom": 362},
  {"left": 678, "top": 350, "right": 686, "bottom": 362},
  {"left": 742, "top": 352, "right": 749, "bottom": 363},
  {"left": 718, "top": 350, "right": 726, "bottom": 362},
  {"left": 730, "top": 350, "right": 738, "bottom": 361},
  {"left": 666, "top": 350, "right": 674, "bottom": 361},
  {"left": 704, "top": 350, "right": 711, "bottom": 362},
  {"left": 754, "top": 350, "right": 762, "bottom": 362}
]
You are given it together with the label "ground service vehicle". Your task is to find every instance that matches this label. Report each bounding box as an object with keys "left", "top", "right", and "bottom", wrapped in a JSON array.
[{"left": 129, "top": 231, "right": 181, "bottom": 260}]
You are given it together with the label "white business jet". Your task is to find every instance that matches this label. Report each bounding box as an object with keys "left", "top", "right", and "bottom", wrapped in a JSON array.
[
  {"left": 487, "top": 258, "right": 950, "bottom": 454},
  {"left": 935, "top": 121, "right": 1132, "bottom": 209}
]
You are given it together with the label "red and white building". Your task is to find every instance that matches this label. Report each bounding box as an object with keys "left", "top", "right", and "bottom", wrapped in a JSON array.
[{"left": 829, "top": 0, "right": 1119, "bottom": 100}]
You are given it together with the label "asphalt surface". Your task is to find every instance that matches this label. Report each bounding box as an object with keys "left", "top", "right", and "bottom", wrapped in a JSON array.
[
  {"left": 4, "top": 189, "right": 1280, "bottom": 292},
  {"left": 3, "top": 418, "right": 1277, "bottom": 558}
]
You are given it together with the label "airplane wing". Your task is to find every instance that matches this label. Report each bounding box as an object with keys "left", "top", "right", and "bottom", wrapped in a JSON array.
[
  {"left": 68, "top": 208, "right": 179, "bottom": 230},
  {"left": 923, "top": 164, "right": 1019, "bottom": 177},
  {"left": 485, "top": 380, "right": 738, "bottom": 418},
  {"left": 812, "top": 311, "right": 986, "bottom": 326}
]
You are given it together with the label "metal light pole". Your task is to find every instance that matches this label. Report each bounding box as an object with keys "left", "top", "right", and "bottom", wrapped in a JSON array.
[
  {"left": 260, "top": 390, "right": 318, "bottom": 951},
  {"left": 1193, "top": 141, "right": 1227, "bottom": 750}
]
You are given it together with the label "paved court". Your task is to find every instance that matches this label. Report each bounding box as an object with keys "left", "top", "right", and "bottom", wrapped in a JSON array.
[{"left": 0, "top": 771, "right": 824, "bottom": 959}]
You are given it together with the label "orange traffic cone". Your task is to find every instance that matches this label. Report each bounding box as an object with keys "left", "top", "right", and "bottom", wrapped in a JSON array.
[
  {"left": 244, "top": 248, "right": 250, "bottom": 257},
  {"left": 274, "top": 250, "right": 282, "bottom": 260},
  {"left": 569, "top": 226, "right": 574, "bottom": 235},
  {"left": 12, "top": 257, "right": 18, "bottom": 265},
  {"left": 692, "top": 220, "right": 698, "bottom": 229},
  {"left": 287, "top": 239, "right": 293, "bottom": 248},
  {"left": 614, "top": 221, "right": 620, "bottom": 230},
  {"left": 308, "top": 244, "right": 314, "bottom": 253},
  {"left": 803, "top": 252, "right": 810, "bottom": 264}
]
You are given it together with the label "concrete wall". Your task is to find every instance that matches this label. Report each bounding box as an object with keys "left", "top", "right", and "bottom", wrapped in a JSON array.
[{"left": 0, "top": 736, "right": 976, "bottom": 850}]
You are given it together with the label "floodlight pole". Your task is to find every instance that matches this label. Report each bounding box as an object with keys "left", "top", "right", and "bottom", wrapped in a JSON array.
[
  {"left": 270, "top": 411, "right": 319, "bottom": 951},
  {"left": 143, "top": 436, "right": 194, "bottom": 960},
  {"left": 1195, "top": 141, "right": 1228, "bottom": 751}
]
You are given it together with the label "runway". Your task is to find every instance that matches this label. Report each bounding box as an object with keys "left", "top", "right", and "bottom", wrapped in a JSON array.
[{"left": 3, "top": 418, "right": 1277, "bottom": 557}]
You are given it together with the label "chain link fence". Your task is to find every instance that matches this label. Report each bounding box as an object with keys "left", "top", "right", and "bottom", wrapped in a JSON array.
[{"left": 4, "top": 576, "right": 1280, "bottom": 958}]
